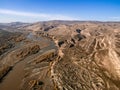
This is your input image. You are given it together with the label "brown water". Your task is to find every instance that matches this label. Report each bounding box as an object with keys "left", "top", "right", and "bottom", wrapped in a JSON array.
[
  {"left": 0, "top": 60, "right": 26, "bottom": 90},
  {"left": 0, "top": 33, "right": 57, "bottom": 90}
]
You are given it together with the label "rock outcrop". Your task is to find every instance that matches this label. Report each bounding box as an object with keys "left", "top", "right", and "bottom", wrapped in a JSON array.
[{"left": 1, "top": 21, "right": 120, "bottom": 90}]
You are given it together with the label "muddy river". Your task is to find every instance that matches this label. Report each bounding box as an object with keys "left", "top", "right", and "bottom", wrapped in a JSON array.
[{"left": 0, "top": 33, "right": 56, "bottom": 90}]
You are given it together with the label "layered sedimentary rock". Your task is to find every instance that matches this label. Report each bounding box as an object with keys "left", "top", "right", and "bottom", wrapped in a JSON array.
[
  {"left": 0, "top": 21, "right": 120, "bottom": 90},
  {"left": 22, "top": 21, "right": 120, "bottom": 90}
]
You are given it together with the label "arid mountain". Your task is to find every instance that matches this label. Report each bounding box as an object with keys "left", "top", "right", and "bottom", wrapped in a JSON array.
[
  {"left": 0, "top": 22, "right": 29, "bottom": 28},
  {"left": 0, "top": 22, "right": 29, "bottom": 32},
  {"left": 0, "top": 21, "right": 120, "bottom": 90}
]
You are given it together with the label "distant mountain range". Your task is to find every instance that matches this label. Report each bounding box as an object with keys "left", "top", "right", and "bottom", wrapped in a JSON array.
[{"left": 0, "top": 20, "right": 120, "bottom": 32}]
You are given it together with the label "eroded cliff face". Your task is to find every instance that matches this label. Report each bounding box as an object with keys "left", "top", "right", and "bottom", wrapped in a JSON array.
[
  {"left": 0, "top": 22, "right": 120, "bottom": 90},
  {"left": 29, "top": 22, "right": 120, "bottom": 90},
  {"left": 50, "top": 26, "right": 120, "bottom": 90}
]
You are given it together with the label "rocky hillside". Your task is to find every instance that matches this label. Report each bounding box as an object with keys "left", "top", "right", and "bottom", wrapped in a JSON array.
[
  {"left": 0, "top": 21, "right": 120, "bottom": 90},
  {"left": 21, "top": 21, "right": 120, "bottom": 90}
]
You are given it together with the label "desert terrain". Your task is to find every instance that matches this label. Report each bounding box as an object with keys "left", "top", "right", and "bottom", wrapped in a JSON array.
[{"left": 0, "top": 21, "right": 120, "bottom": 90}]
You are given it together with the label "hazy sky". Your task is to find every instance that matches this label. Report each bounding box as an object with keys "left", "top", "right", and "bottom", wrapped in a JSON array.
[{"left": 0, "top": 0, "right": 120, "bottom": 22}]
